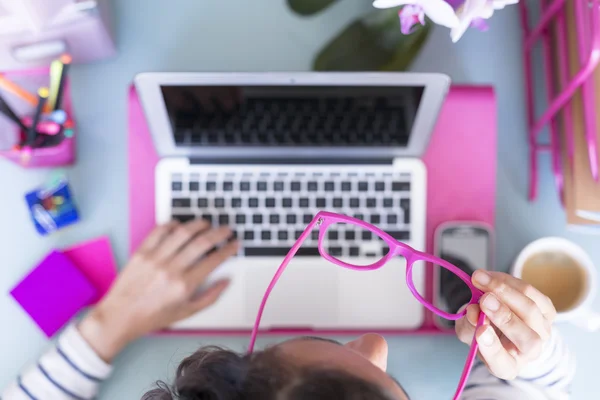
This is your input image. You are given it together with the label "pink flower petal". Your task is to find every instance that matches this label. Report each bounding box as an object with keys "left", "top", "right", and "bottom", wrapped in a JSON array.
[{"left": 399, "top": 5, "right": 426, "bottom": 34}]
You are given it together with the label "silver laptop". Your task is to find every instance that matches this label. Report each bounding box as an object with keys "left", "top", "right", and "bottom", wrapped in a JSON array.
[{"left": 135, "top": 72, "right": 450, "bottom": 331}]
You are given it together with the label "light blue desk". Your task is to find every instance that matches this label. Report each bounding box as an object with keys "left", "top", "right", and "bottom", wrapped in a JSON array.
[{"left": 0, "top": 1, "right": 598, "bottom": 398}]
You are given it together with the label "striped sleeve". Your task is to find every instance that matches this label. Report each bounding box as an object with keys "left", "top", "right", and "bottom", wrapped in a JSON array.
[
  {"left": 462, "top": 328, "right": 575, "bottom": 399},
  {"left": 1, "top": 325, "right": 112, "bottom": 400}
]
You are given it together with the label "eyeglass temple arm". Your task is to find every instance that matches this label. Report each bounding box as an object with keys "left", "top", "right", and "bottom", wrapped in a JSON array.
[
  {"left": 452, "top": 312, "right": 487, "bottom": 400},
  {"left": 247, "top": 216, "right": 322, "bottom": 352}
]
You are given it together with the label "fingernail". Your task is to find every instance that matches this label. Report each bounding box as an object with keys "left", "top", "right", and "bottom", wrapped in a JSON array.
[
  {"left": 479, "top": 327, "right": 494, "bottom": 347},
  {"left": 474, "top": 270, "right": 491, "bottom": 286},
  {"left": 483, "top": 294, "right": 500, "bottom": 311}
]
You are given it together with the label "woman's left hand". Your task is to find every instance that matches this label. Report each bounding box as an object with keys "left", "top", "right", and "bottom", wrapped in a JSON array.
[
  {"left": 78, "top": 219, "right": 239, "bottom": 362},
  {"left": 455, "top": 270, "right": 557, "bottom": 380}
]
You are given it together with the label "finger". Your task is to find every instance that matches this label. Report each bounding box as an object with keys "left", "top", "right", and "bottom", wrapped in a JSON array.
[
  {"left": 185, "top": 279, "right": 231, "bottom": 316},
  {"left": 186, "top": 240, "right": 240, "bottom": 287},
  {"left": 170, "top": 226, "right": 233, "bottom": 270},
  {"left": 480, "top": 292, "right": 543, "bottom": 357},
  {"left": 153, "top": 219, "right": 210, "bottom": 262},
  {"left": 138, "top": 221, "right": 179, "bottom": 253},
  {"left": 456, "top": 304, "right": 481, "bottom": 345},
  {"left": 473, "top": 270, "right": 556, "bottom": 323},
  {"left": 476, "top": 324, "right": 518, "bottom": 380}
]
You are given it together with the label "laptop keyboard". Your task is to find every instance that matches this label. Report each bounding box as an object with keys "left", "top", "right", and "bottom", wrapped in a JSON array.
[
  {"left": 173, "top": 96, "right": 411, "bottom": 147},
  {"left": 170, "top": 168, "right": 413, "bottom": 257}
]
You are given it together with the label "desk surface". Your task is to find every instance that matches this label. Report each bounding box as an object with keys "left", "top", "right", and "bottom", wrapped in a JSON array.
[{"left": 0, "top": 1, "right": 598, "bottom": 398}]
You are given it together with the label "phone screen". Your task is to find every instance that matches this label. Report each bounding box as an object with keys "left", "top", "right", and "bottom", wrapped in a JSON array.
[
  {"left": 437, "top": 226, "right": 491, "bottom": 325},
  {"left": 440, "top": 227, "right": 490, "bottom": 271}
]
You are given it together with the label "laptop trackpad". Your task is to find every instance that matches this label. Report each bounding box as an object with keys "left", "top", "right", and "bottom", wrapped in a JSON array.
[{"left": 245, "top": 259, "right": 338, "bottom": 328}]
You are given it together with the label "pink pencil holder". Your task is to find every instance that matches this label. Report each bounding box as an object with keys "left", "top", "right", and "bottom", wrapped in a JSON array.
[{"left": 0, "top": 68, "right": 75, "bottom": 168}]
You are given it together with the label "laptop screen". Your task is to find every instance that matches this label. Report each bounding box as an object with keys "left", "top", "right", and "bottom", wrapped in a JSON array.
[{"left": 160, "top": 85, "right": 425, "bottom": 148}]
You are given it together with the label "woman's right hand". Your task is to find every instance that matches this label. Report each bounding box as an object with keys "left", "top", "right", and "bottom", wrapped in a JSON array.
[{"left": 455, "top": 270, "right": 556, "bottom": 380}]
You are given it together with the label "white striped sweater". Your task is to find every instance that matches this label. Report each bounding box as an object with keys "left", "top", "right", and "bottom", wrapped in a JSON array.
[{"left": 1, "top": 326, "right": 574, "bottom": 399}]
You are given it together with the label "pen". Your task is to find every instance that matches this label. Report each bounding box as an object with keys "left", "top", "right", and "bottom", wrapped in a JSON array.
[
  {"left": 53, "top": 54, "right": 72, "bottom": 111},
  {"left": 0, "top": 93, "right": 27, "bottom": 131},
  {"left": 27, "top": 87, "right": 49, "bottom": 146},
  {"left": 48, "top": 58, "right": 64, "bottom": 111},
  {"left": 0, "top": 74, "right": 37, "bottom": 106}
]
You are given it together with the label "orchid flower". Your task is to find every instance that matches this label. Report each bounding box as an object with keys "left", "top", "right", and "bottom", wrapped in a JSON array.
[
  {"left": 451, "top": 0, "right": 519, "bottom": 42},
  {"left": 373, "top": 0, "right": 460, "bottom": 32}
]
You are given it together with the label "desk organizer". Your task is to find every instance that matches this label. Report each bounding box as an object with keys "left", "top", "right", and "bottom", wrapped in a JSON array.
[
  {"left": 0, "top": 68, "right": 75, "bottom": 168},
  {"left": 520, "top": 0, "right": 600, "bottom": 203},
  {"left": 128, "top": 85, "right": 497, "bottom": 335}
]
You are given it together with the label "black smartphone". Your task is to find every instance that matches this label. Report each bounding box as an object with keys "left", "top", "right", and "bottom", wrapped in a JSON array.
[{"left": 434, "top": 222, "right": 493, "bottom": 329}]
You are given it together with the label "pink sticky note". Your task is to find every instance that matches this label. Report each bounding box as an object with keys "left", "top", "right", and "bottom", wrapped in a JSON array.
[
  {"left": 63, "top": 236, "right": 118, "bottom": 304},
  {"left": 10, "top": 251, "right": 98, "bottom": 337}
]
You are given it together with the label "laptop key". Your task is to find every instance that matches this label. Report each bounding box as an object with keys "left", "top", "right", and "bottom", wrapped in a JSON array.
[
  {"left": 214, "top": 198, "right": 225, "bottom": 208},
  {"left": 400, "top": 199, "right": 411, "bottom": 223},
  {"left": 189, "top": 182, "right": 200, "bottom": 191},
  {"left": 172, "top": 198, "right": 191, "bottom": 208},
  {"left": 257, "top": 182, "right": 268, "bottom": 191},
  {"left": 366, "top": 198, "right": 377, "bottom": 208},
  {"left": 201, "top": 214, "right": 213, "bottom": 224},
  {"left": 253, "top": 214, "right": 263, "bottom": 224},
  {"left": 231, "top": 198, "right": 242, "bottom": 208},
  {"left": 266, "top": 198, "right": 276, "bottom": 208},
  {"left": 244, "top": 230, "right": 254, "bottom": 240},
  {"left": 219, "top": 214, "right": 229, "bottom": 225},
  {"left": 303, "top": 214, "right": 312, "bottom": 224},
  {"left": 249, "top": 198, "right": 259, "bottom": 208},
  {"left": 333, "top": 198, "right": 343, "bottom": 208},
  {"left": 299, "top": 198, "right": 309, "bottom": 208},
  {"left": 282, "top": 198, "right": 293, "bottom": 208},
  {"left": 349, "top": 247, "right": 360, "bottom": 257},
  {"left": 383, "top": 198, "right": 393, "bottom": 208},
  {"left": 223, "top": 181, "right": 234, "bottom": 191},
  {"left": 291, "top": 181, "right": 301, "bottom": 191},
  {"left": 172, "top": 182, "right": 182, "bottom": 191},
  {"left": 198, "top": 198, "right": 208, "bottom": 208},
  {"left": 393, "top": 182, "right": 411, "bottom": 191},
  {"left": 324, "top": 182, "right": 335, "bottom": 191},
  {"left": 362, "top": 231, "right": 372, "bottom": 240},
  {"left": 261, "top": 230, "right": 271, "bottom": 240},
  {"left": 345, "top": 230, "right": 356, "bottom": 240},
  {"left": 286, "top": 214, "right": 297, "bottom": 224},
  {"left": 236, "top": 214, "right": 246, "bottom": 224},
  {"left": 370, "top": 214, "right": 380, "bottom": 224},
  {"left": 316, "top": 198, "right": 326, "bottom": 208},
  {"left": 245, "top": 247, "right": 320, "bottom": 257},
  {"left": 375, "top": 182, "right": 385, "bottom": 191},
  {"left": 387, "top": 230, "right": 410, "bottom": 240},
  {"left": 172, "top": 214, "right": 195, "bottom": 223},
  {"left": 270, "top": 214, "right": 280, "bottom": 224},
  {"left": 341, "top": 182, "right": 352, "bottom": 191},
  {"left": 387, "top": 214, "right": 398, "bottom": 224},
  {"left": 311, "top": 230, "right": 319, "bottom": 241},
  {"left": 353, "top": 213, "right": 364, "bottom": 221},
  {"left": 328, "top": 230, "right": 339, "bottom": 240},
  {"left": 328, "top": 247, "right": 343, "bottom": 256},
  {"left": 295, "top": 230, "right": 304, "bottom": 239},
  {"left": 278, "top": 230, "right": 288, "bottom": 241},
  {"left": 349, "top": 198, "right": 360, "bottom": 208},
  {"left": 308, "top": 182, "right": 318, "bottom": 192},
  {"left": 240, "top": 182, "right": 251, "bottom": 191},
  {"left": 206, "top": 182, "right": 216, "bottom": 191},
  {"left": 358, "top": 182, "right": 369, "bottom": 192},
  {"left": 274, "top": 181, "right": 285, "bottom": 191}
]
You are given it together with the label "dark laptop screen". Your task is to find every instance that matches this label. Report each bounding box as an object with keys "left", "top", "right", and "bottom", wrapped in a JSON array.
[{"left": 160, "top": 85, "right": 424, "bottom": 148}]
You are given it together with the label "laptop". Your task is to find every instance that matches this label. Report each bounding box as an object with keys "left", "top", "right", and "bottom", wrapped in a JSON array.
[{"left": 134, "top": 72, "right": 450, "bottom": 331}]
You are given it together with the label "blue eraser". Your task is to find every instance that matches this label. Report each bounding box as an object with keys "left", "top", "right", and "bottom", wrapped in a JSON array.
[{"left": 25, "top": 179, "right": 79, "bottom": 235}]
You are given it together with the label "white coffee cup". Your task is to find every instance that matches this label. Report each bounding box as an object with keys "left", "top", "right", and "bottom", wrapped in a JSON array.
[{"left": 512, "top": 237, "right": 600, "bottom": 331}]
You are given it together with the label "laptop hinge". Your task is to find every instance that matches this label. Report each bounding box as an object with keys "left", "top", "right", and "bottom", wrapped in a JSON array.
[{"left": 189, "top": 157, "right": 394, "bottom": 165}]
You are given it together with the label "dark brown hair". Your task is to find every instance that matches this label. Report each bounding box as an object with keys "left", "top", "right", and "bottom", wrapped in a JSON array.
[{"left": 142, "top": 346, "right": 394, "bottom": 400}]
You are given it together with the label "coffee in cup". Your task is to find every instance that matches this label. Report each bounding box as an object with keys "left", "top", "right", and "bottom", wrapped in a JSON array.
[{"left": 512, "top": 237, "right": 600, "bottom": 331}]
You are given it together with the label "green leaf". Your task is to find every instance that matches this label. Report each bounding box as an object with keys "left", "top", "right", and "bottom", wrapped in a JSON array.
[
  {"left": 313, "top": 8, "right": 431, "bottom": 71},
  {"left": 287, "top": 0, "right": 338, "bottom": 16}
]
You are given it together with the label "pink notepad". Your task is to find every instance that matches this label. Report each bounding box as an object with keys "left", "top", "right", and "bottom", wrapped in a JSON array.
[{"left": 10, "top": 251, "right": 98, "bottom": 337}]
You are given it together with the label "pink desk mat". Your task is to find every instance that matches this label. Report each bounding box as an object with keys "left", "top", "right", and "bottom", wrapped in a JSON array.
[{"left": 128, "top": 85, "right": 497, "bottom": 335}]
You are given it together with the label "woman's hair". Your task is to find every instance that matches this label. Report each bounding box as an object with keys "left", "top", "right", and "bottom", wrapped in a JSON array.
[{"left": 142, "top": 345, "right": 393, "bottom": 400}]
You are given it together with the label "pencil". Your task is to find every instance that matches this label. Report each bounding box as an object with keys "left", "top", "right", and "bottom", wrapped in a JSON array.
[
  {"left": 27, "top": 87, "right": 49, "bottom": 146},
  {"left": 53, "top": 54, "right": 72, "bottom": 111},
  {"left": 48, "top": 58, "right": 64, "bottom": 111},
  {"left": 0, "top": 74, "right": 37, "bottom": 106},
  {"left": 0, "top": 93, "right": 27, "bottom": 131}
]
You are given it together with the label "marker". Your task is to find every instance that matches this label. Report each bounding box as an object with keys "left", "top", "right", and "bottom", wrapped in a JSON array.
[
  {"left": 27, "top": 87, "right": 49, "bottom": 146},
  {"left": 0, "top": 93, "right": 27, "bottom": 131},
  {"left": 53, "top": 54, "right": 72, "bottom": 111},
  {"left": 0, "top": 74, "right": 37, "bottom": 106},
  {"left": 48, "top": 58, "right": 64, "bottom": 111}
]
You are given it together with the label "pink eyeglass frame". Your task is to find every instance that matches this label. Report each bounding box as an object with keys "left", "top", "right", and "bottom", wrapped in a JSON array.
[{"left": 248, "top": 211, "right": 486, "bottom": 400}]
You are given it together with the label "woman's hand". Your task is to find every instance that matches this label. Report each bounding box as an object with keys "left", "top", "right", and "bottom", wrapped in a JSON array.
[
  {"left": 79, "top": 219, "right": 239, "bottom": 362},
  {"left": 456, "top": 271, "right": 557, "bottom": 380}
]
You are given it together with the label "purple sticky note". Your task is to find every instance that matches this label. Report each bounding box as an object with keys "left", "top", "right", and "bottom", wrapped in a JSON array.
[
  {"left": 10, "top": 251, "right": 97, "bottom": 337},
  {"left": 63, "top": 236, "right": 117, "bottom": 304}
]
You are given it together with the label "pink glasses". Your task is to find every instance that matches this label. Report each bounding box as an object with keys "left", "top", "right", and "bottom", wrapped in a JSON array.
[{"left": 248, "top": 211, "right": 486, "bottom": 400}]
